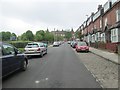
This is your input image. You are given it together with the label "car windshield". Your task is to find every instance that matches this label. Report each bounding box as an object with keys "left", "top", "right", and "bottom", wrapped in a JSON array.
[
  {"left": 78, "top": 42, "right": 87, "bottom": 46},
  {"left": 26, "top": 43, "right": 39, "bottom": 48}
]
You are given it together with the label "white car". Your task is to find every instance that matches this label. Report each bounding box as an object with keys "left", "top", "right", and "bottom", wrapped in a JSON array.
[
  {"left": 24, "top": 42, "right": 47, "bottom": 57},
  {"left": 53, "top": 42, "right": 59, "bottom": 47}
]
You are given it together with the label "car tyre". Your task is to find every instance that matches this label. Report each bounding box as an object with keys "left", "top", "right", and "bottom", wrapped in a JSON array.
[
  {"left": 46, "top": 50, "right": 47, "bottom": 54},
  {"left": 21, "top": 60, "right": 27, "bottom": 71}
]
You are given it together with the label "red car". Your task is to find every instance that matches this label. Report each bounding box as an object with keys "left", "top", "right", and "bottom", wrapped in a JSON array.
[{"left": 76, "top": 42, "right": 89, "bottom": 52}]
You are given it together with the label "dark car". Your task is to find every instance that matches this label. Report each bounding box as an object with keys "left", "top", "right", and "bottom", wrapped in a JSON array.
[{"left": 0, "top": 42, "right": 28, "bottom": 78}]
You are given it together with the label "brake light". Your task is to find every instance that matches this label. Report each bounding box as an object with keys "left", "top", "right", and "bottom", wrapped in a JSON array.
[
  {"left": 76, "top": 45, "right": 78, "bottom": 48},
  {"left": 37, "top": 48, "right": 41, "bottom": 51}
]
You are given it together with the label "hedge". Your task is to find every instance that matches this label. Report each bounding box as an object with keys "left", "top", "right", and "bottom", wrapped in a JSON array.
[{"left": 8, "top": 41, "right": 32, "bottom": 48}]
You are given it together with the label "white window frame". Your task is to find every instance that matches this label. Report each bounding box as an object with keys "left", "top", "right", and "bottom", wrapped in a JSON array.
[
  {"left": 105, "top": 18, "right": 107, "bottom": 26},
  {"left": 116, "top": 10, "right": 120, "bottom": 22},
  {"left": 92, "top": 34, "right": 95, "bottom": 43},
  {"left": 100, "top": 20, "right": 102, "bottom": 28},
  {"left": 111, "top": 28, "right": 118, "bottom": 42}
]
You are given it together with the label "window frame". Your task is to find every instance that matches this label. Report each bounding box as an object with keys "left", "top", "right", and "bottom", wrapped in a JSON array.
[{"left": 2, "top": 44, "right": 16, "bottom": 56}]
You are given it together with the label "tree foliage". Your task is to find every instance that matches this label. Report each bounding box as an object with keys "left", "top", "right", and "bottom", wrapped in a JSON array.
[
  {"left": 26, "top": 30, "right": 34, "bottom": 41},
  {"left": 1, "top": 31, "right": 11, "bottom": 41},
  {"left": 65, "top": 31, "right": 72, "bottom": 40}
]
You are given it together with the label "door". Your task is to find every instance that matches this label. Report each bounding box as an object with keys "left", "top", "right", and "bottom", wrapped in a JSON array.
[{"left": 2, "top": 44, "right": 19, "bottom": 76}]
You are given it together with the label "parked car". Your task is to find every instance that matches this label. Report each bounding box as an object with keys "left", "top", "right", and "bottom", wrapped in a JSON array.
[
  {"left": 76, "top": 41, "right": 89, "bottom": 52},
  {"left": 43, "top": 43, "right": 48, "bottom": 48},
  {"left": 67, "top": 41, "right": 71, "bottom": 44},
  {"left": 71, "top": 41, "right": 77, "bottom": 48},
  {"left": 24, "top": 42, "right": 47, "bottom": 57},
  {"left": 0, "top": 42, "right": 28, "bottom": 78},
  {"left": 53, "top": 42, "right": 59, "bottom": 47}
]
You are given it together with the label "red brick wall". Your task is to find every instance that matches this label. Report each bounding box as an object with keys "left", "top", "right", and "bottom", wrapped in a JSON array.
[
  {"left": 93, "top": 17, "right": 101, "bottom": 31},
  {"left": 102, "top": 2, "right": 120, "bottom": 29},
  {"left": 106, "top": 43, "right": 118, "bottom": 53},
  {"left": 88, "top": 22, "right": 94, "bottom": 33}
]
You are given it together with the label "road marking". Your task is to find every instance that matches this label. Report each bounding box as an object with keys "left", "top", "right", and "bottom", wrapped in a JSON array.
[
  {"left": 35, "top": 80, "right": 40, "bottom": 84},
  {"left": 45, "top": 78, "right": 48, "bottom": 80}
]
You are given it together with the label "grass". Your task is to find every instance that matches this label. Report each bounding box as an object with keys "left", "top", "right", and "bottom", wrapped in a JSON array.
[{"left": 18, "top": 48, "right": 24, "bottom": 53}]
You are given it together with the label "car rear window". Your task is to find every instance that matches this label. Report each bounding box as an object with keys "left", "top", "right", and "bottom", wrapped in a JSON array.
[
  {"left": 53, "top": 42, "right": 58, "bottom": 44},
  {"left": 78, "top": 42, "right": 87, "bottom": 46},
  {"left": 26, "top": 43, "right": 39, "bottom": 48}
]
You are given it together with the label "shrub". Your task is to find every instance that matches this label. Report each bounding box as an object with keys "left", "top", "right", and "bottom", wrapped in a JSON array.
[{"left": 8, "top": 41, "right": 31, "bottom": 48}]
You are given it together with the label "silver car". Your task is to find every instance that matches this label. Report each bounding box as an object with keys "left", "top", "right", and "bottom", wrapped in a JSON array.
[{"left": 24, "top": 42, "right": 47, "bottom": 57}]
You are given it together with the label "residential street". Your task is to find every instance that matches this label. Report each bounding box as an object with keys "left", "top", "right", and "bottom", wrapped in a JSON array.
[{"left": 3, "top": 43, "right": 101, "bottom": 88}]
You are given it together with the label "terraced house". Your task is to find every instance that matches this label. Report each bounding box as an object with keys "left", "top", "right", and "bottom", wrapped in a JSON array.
[{"left": 77, "top": 0, "right": 120, "bottom": 54}]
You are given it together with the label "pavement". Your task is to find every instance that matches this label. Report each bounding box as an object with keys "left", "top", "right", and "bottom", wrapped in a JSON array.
[
  {"left": 3, "top": 43, "right": 101, "bottom": 88},
  {"left": 89, "top": 47, "right": 120, "bottom": 64}
]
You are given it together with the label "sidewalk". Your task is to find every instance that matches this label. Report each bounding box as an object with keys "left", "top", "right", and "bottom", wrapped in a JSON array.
[{"left": 89, "top": 47, "right": 120, "bottom": 64}]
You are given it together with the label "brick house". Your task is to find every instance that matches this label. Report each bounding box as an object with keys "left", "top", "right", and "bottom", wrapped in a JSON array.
[
  {"left": 102, "top": 0, "right": 120, "bottom": 53},
  {"left": 77, "top": 0, "right": 120, "bottom": 54}
]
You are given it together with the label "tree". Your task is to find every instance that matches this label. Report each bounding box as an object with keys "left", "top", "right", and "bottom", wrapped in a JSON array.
[
  {"left": 21, "top": 33, "right": 27, "bottom": 41},
  {"left": 35, "top": 30, "right": 43, "bottom": 41},
  {"left": 0, "top": 32, "right": 2, "bottom": 41},
  {"left": 65, "top": 31, "right": 72, "bottom": 40},
  {"left": 1, "top": 31, "right": 11, "bottom": 41},
  {"left": 26, "top": 30, "right": 34, "bottom": 41}
]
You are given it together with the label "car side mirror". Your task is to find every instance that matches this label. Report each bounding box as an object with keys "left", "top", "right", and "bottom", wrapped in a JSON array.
[{"left": 15, "top": 48, "right": 21, "bottom": 55}]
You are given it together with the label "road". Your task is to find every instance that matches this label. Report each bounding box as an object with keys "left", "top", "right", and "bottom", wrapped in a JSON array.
[{"left": 3, "top": 43, "right": 101, "bottom": 88}]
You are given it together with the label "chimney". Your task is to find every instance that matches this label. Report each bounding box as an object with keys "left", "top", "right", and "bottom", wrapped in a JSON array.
[
  {"left": 91, "top": 12, "right": 94, "bottom": 16},
  {"left": 98, "top": 5, "right": 102, "bottom": 11}
]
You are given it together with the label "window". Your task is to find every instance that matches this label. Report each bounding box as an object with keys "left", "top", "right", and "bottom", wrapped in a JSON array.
[
  {"left": 111, "top": 28, "right": 118, "bottom": 42},
  {"left": 105, "top": 18, "right": 107, "bottom": 26},
  {"left": 100, "top": 20, "right": 102, "bottom": 28},
  {"left": 2, "top": 44, "right": 15, "bottom": 55},
  {"left": 92, "top": 34, "right": 95, "bottom": 43},
  {"left": 116, "top": 10, "right": 120, "bottom": 22},
  {"left": 103, "top": 1, "right": 110, "bottom": 13}
]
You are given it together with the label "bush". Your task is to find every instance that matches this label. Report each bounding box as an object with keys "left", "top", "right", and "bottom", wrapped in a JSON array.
[{"left": 8, "top": 41, "right": 31, "bottom": 48}]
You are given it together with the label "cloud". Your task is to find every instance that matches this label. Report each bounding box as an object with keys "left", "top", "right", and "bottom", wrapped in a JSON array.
[{"left": 1, "top": 0, "right": 108, "bottom": 35}]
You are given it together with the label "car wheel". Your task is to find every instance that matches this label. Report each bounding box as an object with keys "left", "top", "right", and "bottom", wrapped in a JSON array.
[
  {"left": 21, "top": 60, "right": 27, "bottom": 71},
  {"left": 46, "top": 50, "right": 47, "bottom": 54},
  {"left": 76, "top": 50, "right": 78, "bottom": 52},
  {"left": 27, "top": 55, "right": 31, "bottom": 59}
]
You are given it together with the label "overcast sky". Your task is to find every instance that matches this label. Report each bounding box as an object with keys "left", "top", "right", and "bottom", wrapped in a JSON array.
[{"left": 0, "top": 0, "right": 108, "bottom": 35}]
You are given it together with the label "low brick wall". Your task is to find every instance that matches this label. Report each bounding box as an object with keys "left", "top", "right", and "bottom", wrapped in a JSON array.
[
  {"left": 90, "top": 42, "right": 118, "bottom": 53},
  {"left": 117, "top": 43, "right": 120, "bottom": 55},
  {"left": 106, "top": 43, "right": 118, "bottom": 53}
]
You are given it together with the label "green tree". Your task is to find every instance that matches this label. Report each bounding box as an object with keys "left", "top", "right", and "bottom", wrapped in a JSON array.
[
  {"left": 1, "top": 31, "right": 11, "bottom": 41},
  {"left": 0, "top": 32, "right": 2, "bottom": 41},
  {"left": 65, "top": 31, "right": 72, "bottom": 40},
  {"left": 21, "top": 33, "right": 27, "bottom": 41},
  {"left": 35, "top": 30, "right": 43, "bottom": 41},
  {"left": 26, "top": 30, "right": 34, "bottom": 41}
]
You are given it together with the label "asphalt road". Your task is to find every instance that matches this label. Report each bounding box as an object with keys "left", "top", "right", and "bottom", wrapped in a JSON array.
[{"left": 3, "top": 43, "right": 101, "bottom": 88}]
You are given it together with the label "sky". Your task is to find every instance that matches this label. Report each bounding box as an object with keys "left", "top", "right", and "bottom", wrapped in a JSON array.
[{"left": 0, "top": 0, "right": 108, "bottom": 36}]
